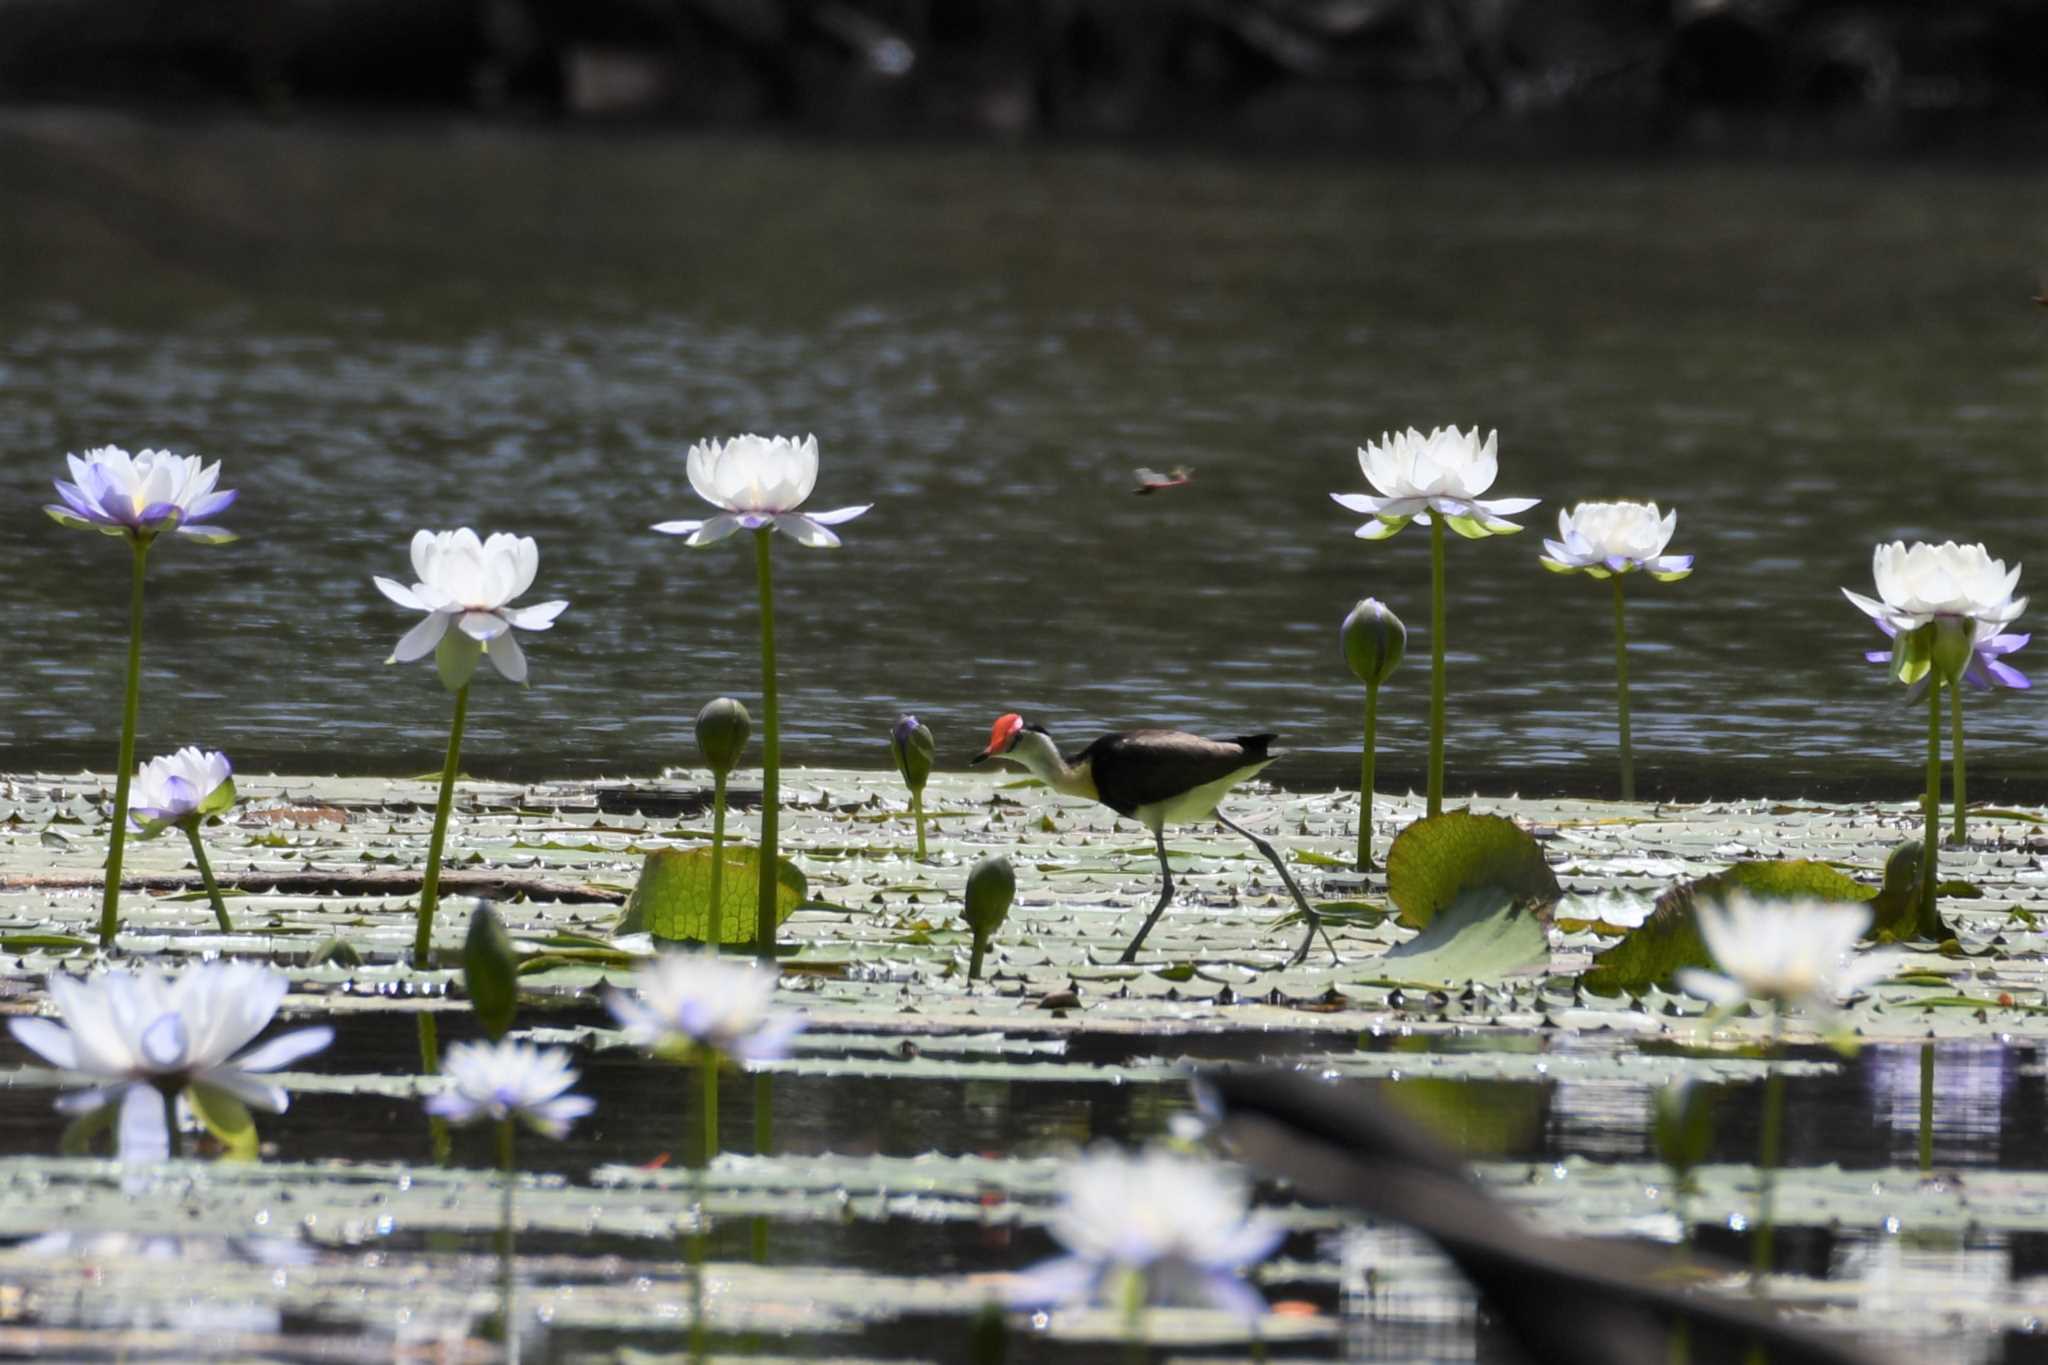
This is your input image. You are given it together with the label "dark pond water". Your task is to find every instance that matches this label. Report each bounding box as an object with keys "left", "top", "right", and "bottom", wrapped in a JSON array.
[{"left": 1, "top": 117, "right": 2044, "bottom": 800}]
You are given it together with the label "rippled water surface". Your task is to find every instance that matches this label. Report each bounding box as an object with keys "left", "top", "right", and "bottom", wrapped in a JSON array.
[{"left": 1, "top": 119, "right": 2043, "bottom": 797}]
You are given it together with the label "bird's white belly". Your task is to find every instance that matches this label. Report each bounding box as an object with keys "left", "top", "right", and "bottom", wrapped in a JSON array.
[{"left": 1133, "top": 761, "right": 1272, "bottom": 831}]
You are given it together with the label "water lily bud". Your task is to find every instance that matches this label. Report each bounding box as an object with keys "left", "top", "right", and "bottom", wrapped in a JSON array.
[
  {"left": 963, "top": 854, "right": 1015, "bottom": 940},
  {"left": 695, "top": 697, "right": 752, "bottom": 777},
  {"left": 1342, "top": 597, "right": 1406, "bottom": 686},
  {"left": 463, "top": 901, "right": 519, "bottom": 1041},
  {"left": 890, "top": 714, "right": 935, "bottom": 793}
]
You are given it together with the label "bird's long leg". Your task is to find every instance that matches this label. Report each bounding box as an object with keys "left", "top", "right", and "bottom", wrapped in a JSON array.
[
  {"left": 1215, "top": 810, "right": 1339, "bottom": 966},
  {"left": 1117, "top": 829, "right": 1176, "bottom": 964}
]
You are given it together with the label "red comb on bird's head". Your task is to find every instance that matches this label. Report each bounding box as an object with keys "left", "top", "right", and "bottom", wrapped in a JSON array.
[{"left": 973, "top": 713, "right": 1025, "bottom": 763}]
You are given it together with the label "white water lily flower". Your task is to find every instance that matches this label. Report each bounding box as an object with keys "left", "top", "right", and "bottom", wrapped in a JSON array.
[
  {"left": 128, "top": 747, "right": 235, "bottom": 833},
  {"left": 1331, "top": 426, "right": 1537, "bottom": 541},
  {"left": 606, "top": 953, "right": 804, "bottom": 1062},
  {"left": 1008, "top": 1146, "right": 1284, "bottom": 1320},
  {"left": 652, "top": 434, "right": 871, "bottom": 548},
  {"left": 45, "top": 446, "right": 238, "bottom": 543},
  {"left": 1842, "top": 541, "right": 2026, "bottom": 636},
  {"left": 7, "top": 962, "right": 334, "bottom": 1163},
  {"left": 425, "top": 1039, "right": 594, "bottom": 1138},
  {"left": 373, "top": 529, "right": 568, "bottom": 686},
  {"left": 1539, "top": 501, "right": 1694, "bottom": 580},
  {"left": 1676, "top": 895, "right": 1898, "bottom": 1012}
]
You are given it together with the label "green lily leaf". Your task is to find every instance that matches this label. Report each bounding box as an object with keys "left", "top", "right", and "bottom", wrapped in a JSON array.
[
  {"left": 1584, "top": 858, "right": 1879, "bottom": 995},
  {"left": 1376, "top": 885, "right": 1550, "bottom": 984},
  {"left": 188, "top": 1083, "right": 259, "bottom": 1161},
  {"left": 59, "top": 1102, "right": 118, "bottom": 1156},
  {"left": 614, "top": 845, "right": 807, "bottom": 945},
  {"left": 1384, "top": 811, "right": 1560, "bottom": 930}
]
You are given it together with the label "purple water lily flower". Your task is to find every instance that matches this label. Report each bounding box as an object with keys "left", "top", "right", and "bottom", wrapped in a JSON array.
[
  {"left": 425, "top": 1039, "right": 595, "bottom": 1139},
  {"left": 1008, "top": 1146, "right": 1284, "bottom": 1322},
  {"left": 46, "top": 447, "right": 238, "bottom": 543},
  {"left": 7, "top": 962, "right": 333, "bottom": 1163},
  {"left": 1867, "top": 618, "right": 2029, "bottom": 698},
  {"left": 606, "top": 953, "right": 804, "bottom": 1063}
]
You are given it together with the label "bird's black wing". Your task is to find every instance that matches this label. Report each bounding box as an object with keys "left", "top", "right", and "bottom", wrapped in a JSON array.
[{"left": 1077, "top": 731, "right": 1273, "bottom": 818}]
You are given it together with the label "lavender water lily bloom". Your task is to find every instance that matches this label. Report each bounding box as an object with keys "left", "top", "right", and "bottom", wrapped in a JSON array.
[
  {"left": 7, "top": 962, "right": 333, "bottom": 1163},
  {"left": 1009, "top": 1147, "right": 1284, "bottom": 1321},
  {"left": 128, "top": 747, "right": 235, "bottom": 832},
  {"left": 606, "top": 953, "right": 804, "bottom": 1062},
  {"left": 1330, "top": 426, "right": 1537, "bottom": 541},
  {"left": 426, "top": 1039, "right": 595, "bottom": 1139},
  {"left": 652, "top": 434, "right": 872, "bottom": 547},
  {"left": 1538, "top": 501, "right": 1694, "bottom": 579},
  {"left": 46, "top": 447, "right": 238, "bottom": 543},
  {"left": 374, "top": 529, "right": 568, "bottom": 686},
  {"left": 1842, "top": 541, "right": 2025, "bottom": 642}
]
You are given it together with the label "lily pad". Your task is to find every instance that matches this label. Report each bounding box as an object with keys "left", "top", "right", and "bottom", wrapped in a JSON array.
[
  {"left": 613, "top": 845, "right": 807, "bottom": 945},
  {"left": 1384, "top": 811, "right": 1560, "bottom": 930},
  {"left": 1374, "top": 886, "right": 1550, "bottom": 984},
  {"left": 1583, "top": 858, "right": 1879, "bottom": 995}
]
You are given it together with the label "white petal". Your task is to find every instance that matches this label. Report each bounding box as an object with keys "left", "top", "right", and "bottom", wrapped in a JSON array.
[
  {"left": 686, "top": 514, "right": 744, "bottom": 547},
  {"left": 651, "top": 518, "right": 706, "bottom": 536},
  {"left": 230, "top": 1025, "right": 335, "bottom": 1074},
  {"left": 487, "top": 630, "right": 528, "bottom": 683},
  {"left": 8, "top": 1017, "right": 78, "bottom": 1069},
  {"left": 775, "top": 514, "right": 842, "bottom": 548},
  {"left": 117, "top": 1084, "right": 170, "bottom": 1164},
  {"left": 372, "top": 576, "right": 428, "bottom": 610},
  {"left": 390, "top": 612, "right": 451, "bottom": 663},
  {"left": 1674, "top": 968, "right": 1747, "bottom": 1005},
  {"left": 456, "top": 610, "right": 511, "bottom": 641},
  {"left": 804, "top": 503, "right": 870, "bottom": 527},
  {"left": 503, "top": 600, "right": 568, "bottom": 631}
]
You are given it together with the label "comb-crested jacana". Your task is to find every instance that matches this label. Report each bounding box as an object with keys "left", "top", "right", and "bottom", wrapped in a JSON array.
[{"left": 971, "top": 714, "right": 1335, "bottom": 964}]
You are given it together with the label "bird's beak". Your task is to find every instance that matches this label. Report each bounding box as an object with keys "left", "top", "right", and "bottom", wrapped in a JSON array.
[{"left": 968, "top": 748, "right": 993, "bottom": 766}]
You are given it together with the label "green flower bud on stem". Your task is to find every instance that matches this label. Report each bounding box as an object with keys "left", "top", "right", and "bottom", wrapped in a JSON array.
[
  {"left": 891, "top": 715, "right": 936, "bottom": 859},
  {"left": 1341, "top": 597, "right": 1406, "bottom": 686},
  {"left": 464, "top": 900, "right": 519, "bottom": 1041},
  {"left": 963, "top": 854, "right": 1015, "bottom": 981},
  {"left": 695, "top": 697, "right": 752, "bottom": 778}
]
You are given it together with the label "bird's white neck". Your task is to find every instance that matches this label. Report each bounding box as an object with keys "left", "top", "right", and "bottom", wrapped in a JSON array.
[{"left": 999, "top": 730, "right": 1098, "bottom": 800}]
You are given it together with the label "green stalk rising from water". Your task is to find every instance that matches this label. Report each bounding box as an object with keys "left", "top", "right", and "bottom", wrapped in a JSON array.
[
  {"left": 1922, "top": 680, "right": 1942, "bottom": 935},
  {"left": 1612, "top": 574, "right": 1635, "bottom": 801},
  {"left": 498, "top": 1117, "right": 519, "bottom": 1361},
  {"left": 1427, "top": 517, "right": 1447, "bottom": 817},
  {"left": 753, "top": 529, "right": 781, "bottom": 959},
  {"left": 100, "top": 538, "right": 151, "bottom": 948},
  {"left": 414, "top": 683, "right": 470, "bottom": 969},
  {"left": 1949, "top": 680, "right": 1968, "bottom": 844},
  {"left": 1752, "top": 1004, "right": 1786, "bottom": 1288},
  {"left": 185, "top": 824, "right": 233, "bottom": 933}
]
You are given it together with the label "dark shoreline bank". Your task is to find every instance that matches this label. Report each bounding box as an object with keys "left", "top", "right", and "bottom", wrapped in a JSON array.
[{"left": 4, "top": 0, "right": 2048, "bottom": 157}]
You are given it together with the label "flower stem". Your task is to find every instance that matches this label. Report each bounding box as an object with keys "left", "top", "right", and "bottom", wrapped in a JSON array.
[
  {"left": 1427, "top": 517, "right": 1446, "bottom": 818},
  {"left": 413, "top": 682, "right": 470, "bottom": 970},
  {"left": 1752, "top": 1004, "right": 1785, "bottom": 1289},
  {"left": 417, "top": 1014, "right": 451, "bottom": 1165},
  {"left": 1921, "top": 680, "right": 1942, "bottom": 937},
  {"left": 691, "top": 1051, "right": 718, "bottom": 1362},
  {"left": 100, "top": 537, "right": 152, "bottom": 949},
  {"left": 911, "top": 789, "right": 927, "bottom": 861},
  {"left": 497, "top": 1116, "right": 518, "bottom": 1360},
  {"left": 1358, "top": 680, "right": 1378, "bottom": 872},
  {"left": 968, "top": 932, "right": 988, "bottom": 982},
  {"left": 1119, "top": 1267, "right": 1147, "bottom": 1364},
  {"left": 185, "top": 824, "right": 233, "bottom": 933},
  {"left": 1918, "top": 1042, "right": 1935, "bottom": 1173},
  {"left": 751, "top": 1072, "right": 772, "bottom": 1264},
  {"left": 1612, "top": 574, "right": 1635, "bottom": 802},
  {"left": 1948, "top": 679, "right": 1967, "bottom": 845},
  {"left": 753, "top": 529, "right": 780, "bottom": 960},
  {"left": 707, "top": 770, "right": 728, "bottom": 952}
]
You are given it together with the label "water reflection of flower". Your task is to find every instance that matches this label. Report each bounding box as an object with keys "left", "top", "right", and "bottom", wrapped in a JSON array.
[{"left": 1860, "top": 1042, "right": 2014, "bottom": 1155}]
